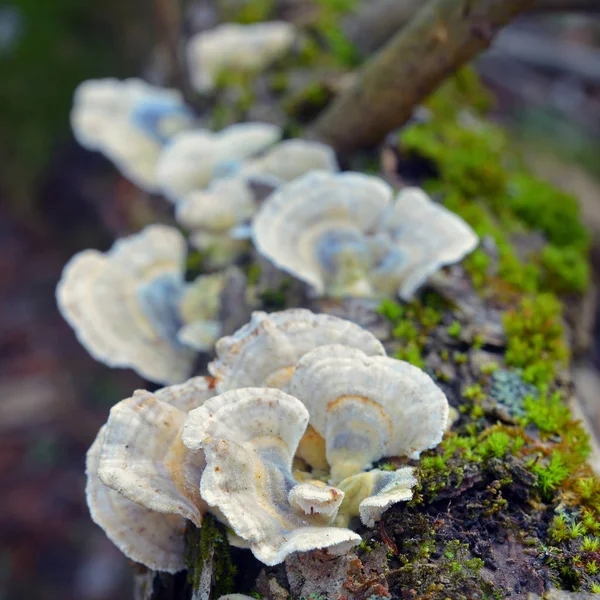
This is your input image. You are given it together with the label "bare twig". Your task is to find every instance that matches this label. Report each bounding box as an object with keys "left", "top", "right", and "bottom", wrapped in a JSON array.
[
  {"left": 154, "top": 0, "right": 189, "bottom": 94},
  {"left": 344, "top": 0, "right": 600, "bottom": 56},
  {"left": 310, "top": 0, "right": 536, "bottom": 154}
]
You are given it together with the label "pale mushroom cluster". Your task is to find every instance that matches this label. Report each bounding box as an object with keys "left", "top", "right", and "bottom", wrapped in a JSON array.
[
  {"left": 253, "top": 171, "right": 479, "bottom": 300},
  {"left": 162, "top": 127, "right": 339, "bottom": 266},
  {"left": 65, "top": 17, "right": 478, "bottom": 582},
  {"left": 86, "top": 309, "right": 449, "bottom": 570},
  {"left": 186, "top": 21, "right": 297, "bottom": 93},
  {"left": 71, "top": 78, "right": 195, "bottom": 191},
  {"left": 56, "top": 224, "right": 234, "bottom": 384}
]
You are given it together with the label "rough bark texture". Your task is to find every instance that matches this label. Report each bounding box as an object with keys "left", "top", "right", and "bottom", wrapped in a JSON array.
[
  {"left": 344, "top": 0, "right": 600, "bottom": 56},
  {"left": 311, "top": 0, "right": 537, "bottom": 154}
]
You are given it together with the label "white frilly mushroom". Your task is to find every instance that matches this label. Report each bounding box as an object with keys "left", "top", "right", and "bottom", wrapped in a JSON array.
[
  {"left": 372, "top": 187, "right": 479, "bottom": 300},
  {"left": 71, "top": 78, "right": 194, "bottom": 191},
  {"left": 187, "top": 22, "right": 296, "bottom": 93},
  {"left": 241, "top": 139, "right": 339, "bottom": 187},
  {"left": 56, "top": 225, "right": 196, "bottom": 384},
  {"left": 86, "top": 377, "right": 215, "bottom": 572},
  {"left": 156, "top": 123, "right": 281, "bottom": 202},
  {"left": 252, "top": 172, "right": 478, "bottom": 300},
  {"left": 288, "top": 481, "right": 345, "bottom": 523},
  {"left": 252, "top": 171, "right": 394, "bottom": 297},
  {"left": 337, "top": 467, "right": 418, "bottom": 527},
  {"left": 182, "top": 388, "right": 361, "bottom": 565},
  {"left": 289, "top": 345, "right": 449, "bottom": 484},
  {"left": 209, "top": 308, "right": 385, "bottom": 393}
]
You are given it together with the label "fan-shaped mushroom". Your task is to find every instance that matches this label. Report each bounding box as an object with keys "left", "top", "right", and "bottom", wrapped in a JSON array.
[
  {"left": 182, "top": 387, "right": 361, "bottom": 565},
  {"left": 71, "top": 78, "right": 194, "bottom": 190},
  {"left": 187, "top": 22, "right": 296, "bottom": 93},
  {"left": 86, "top": 377, "right": 214, "bottom": 572},
  {"left": 209, "top": 308, "right": 385, "bottom": 393},
  {"left": 289, "top": 345, "right": 449, "bottom": 484}
]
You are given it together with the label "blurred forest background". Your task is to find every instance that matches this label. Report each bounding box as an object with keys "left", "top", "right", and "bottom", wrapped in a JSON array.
[{"left": 1, "top": 1, "right": 600, "bottom": 599}]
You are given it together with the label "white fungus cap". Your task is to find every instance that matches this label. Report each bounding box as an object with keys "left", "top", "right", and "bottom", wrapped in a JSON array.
[
  {"left": 289, "top": 345, "right": 449, "bottom": 484},
  {"left": 372, "top": 187, "right": 479, "bottom": 300},
  {"left": 182, "top": 388, "right": 361, "bottom": 565},
  {"left": 71, "top": 78, "right": 194, "bottom": 191},
  {"left": 56, "top": 225, "right": 196, "bottom": 384},
  {"left": 209, "top": 308, "right": 385, "bottom": 393},
  {"left": 241, "top": 139, "right": 339, "bottom": 187},
  {"left": 337, "top": 467, "right": 418, "bottom": 527},
  {"left": 187, "top": 22, "right": 296, "bottom": 93},
  {"left": 156, "top": 122, "right": 281, "bottom": 202},
  {"left": 252, "top": 171, "right": 394, "bottom": 297},
  {"left": 86, "top": 377, "right": 215, "bottom": 572}
]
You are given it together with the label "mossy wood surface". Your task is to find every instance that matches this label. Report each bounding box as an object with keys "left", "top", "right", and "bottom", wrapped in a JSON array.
[{"left": 133, "top": 70, "right": 597, "bottom": 599}]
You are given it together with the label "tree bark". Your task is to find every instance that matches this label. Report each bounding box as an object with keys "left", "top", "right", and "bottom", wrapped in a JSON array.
[
  {"left": 310, "top": 0, "right": 537, "bottom": 154},
  {"left": 344, "top": 0, "right": 600, "bottom": 56}
]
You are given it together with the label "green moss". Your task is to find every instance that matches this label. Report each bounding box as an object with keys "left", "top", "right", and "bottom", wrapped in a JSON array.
[
  {"left": 398, "top": 73, "right": 590, "bottom": 296},
  {"left": 523, "top": 391, "right": 571, "bottom": 436},
  {"left": 222, "top": 0, "right": 276, "bottom": 23},
  {"left": 541, "top": 244, "right": 590, "bottom": 294},
  {"left": 184, "top": 516, "right": 235, "bottom": 598},
  {"left": 447, "top": 320, "right": 462, "bottom": 338},
  {"left": 503, "top": 294, "right": 569, "bottom": 388},
  {"left": 312, "top": 0, "right": 359, "bottom": 68}
]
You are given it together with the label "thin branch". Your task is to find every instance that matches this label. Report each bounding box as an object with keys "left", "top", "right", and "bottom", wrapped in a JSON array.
[
  {"left": 310, "top": 0, "right": 537, "bottom": 154},
  {"left": 344, "top": 0, "right": 600, "bottom": 56}
]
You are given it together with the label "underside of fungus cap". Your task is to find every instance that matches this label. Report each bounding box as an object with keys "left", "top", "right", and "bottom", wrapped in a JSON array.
[
  {"left": 290, "top": 345, "right": 449, "bottom": 483},
  {"left": 87, "top": 427, "right": 189, "bottom": 573},
  {"left": 182, "top": 387, "right": 360, "bottom": 565},
  {"left": 98, "top": 381, "right": 215, "bottom": 526},
  {"left": 372, "top": 187, "right": 479, "bottom": 300},
  {"left": 187, "top": 22, "right": 296, "bottom": 93},
  {"left": 252, "top": 171, "right": 393, "bottom": 296},
  {"left": 242, "top": 139, "right": 339, "bottom": 186},
  {"left": 56, "top": 225, "right": 196, "bottom": 384},
  {"left": 208, "top": 308, "right": 385, "bottom": 393},
  {"left": 337, "top": 467, "right": 417, "bottom": 528}
]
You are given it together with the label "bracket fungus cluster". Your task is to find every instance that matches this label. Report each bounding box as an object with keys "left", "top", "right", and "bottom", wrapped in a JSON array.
[
  {"left": 85, "top": 309, "right": 449, "bottom": 571},
  {"left": 71, "top": 78, "right": 195, "bottom": 191},
  {"left": 159, "top": 127, "right": 338, "bottom": 264},
  {"left": 253, "top": 171, "right": 479, "bottom": 300},
  {"left": 56, "top": 225, "right": 232, "bottom": 384},
  {"left": 186, "top": 21, "right": 297, "bottom": 93}
]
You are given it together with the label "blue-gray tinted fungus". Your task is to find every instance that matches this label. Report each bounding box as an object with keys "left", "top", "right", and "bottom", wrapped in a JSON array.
[
  {"left": 156, "top": 123, "right": 281, "bottom": 202},
  {"left": 209, "top": 308, "right": 385, "bottom": 393},
  {"left": 187, "top": 22, "right": 296, "bottom": 93},
  {"left": 252, "top": 174, "right": 478, "bottom": 300},
  {"left": 70, "top": 78, "right": 194, "bottom": 191},
  {"left": 182, "top": 387, "right": 361, "bottom": 565},
  {"left": 252, "top": 171, "right": 393, "bottom": 297},
  {"left": 56, "top": 225, "right": 195, "bottom": 384},
  {"left": 289, "top": 344, "right": 449, "bottom": 484},
  {"left": 372, "top": 187, "right": 479, "bottom": 300},
  {"left": 86, "top": 378, "right": 215, "bottom": 572}
]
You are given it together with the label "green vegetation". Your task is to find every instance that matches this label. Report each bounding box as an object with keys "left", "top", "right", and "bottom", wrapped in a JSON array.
[
  {"left": 503, "top": 294, "right": 568, "bottom": 388},
  {"left": 184, "top": 516, "right": 236, "bottom": 598},
  {"left": 399, "top": 69, "right": 590, "bottom": 296}
]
